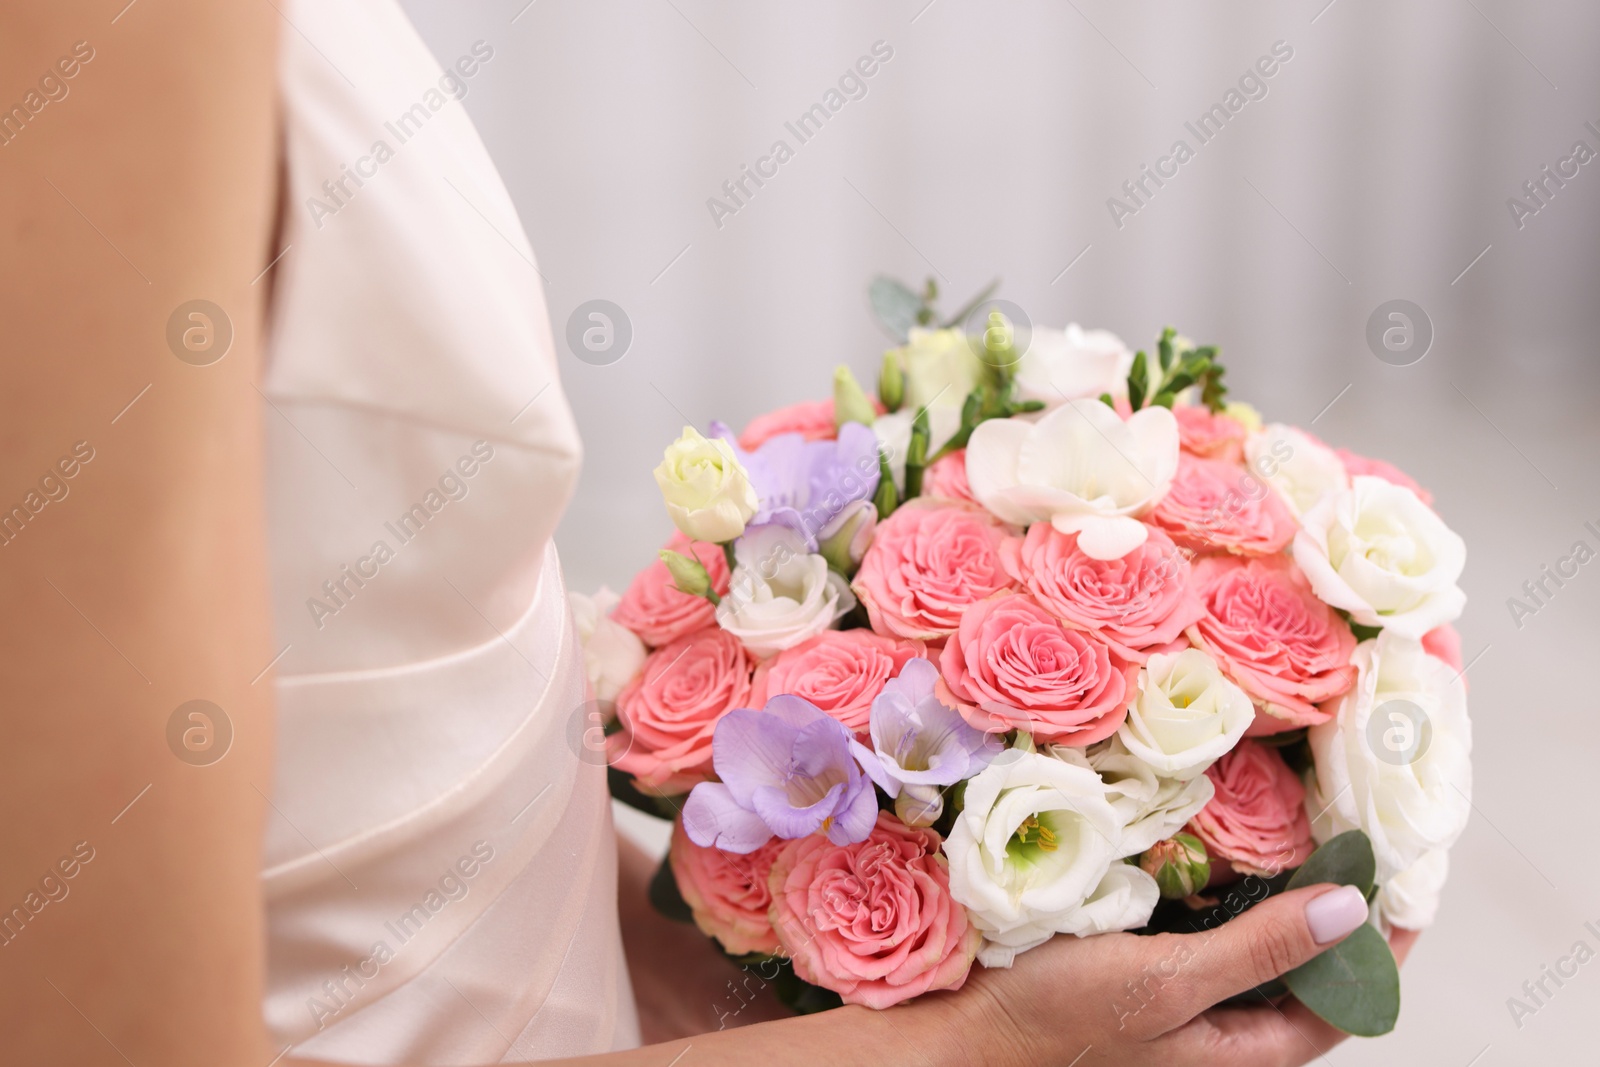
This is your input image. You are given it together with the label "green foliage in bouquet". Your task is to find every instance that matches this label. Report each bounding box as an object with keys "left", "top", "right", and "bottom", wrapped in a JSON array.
[
  {"left": 1142, "top": 829, "right": 1400, "bottom": 1037},
  {"left": 1120, "top": 326, "right": 1228, "bottom": 413}
]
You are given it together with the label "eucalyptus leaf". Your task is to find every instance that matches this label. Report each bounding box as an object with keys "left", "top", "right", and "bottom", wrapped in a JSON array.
[
  {"left": 869, "top": 276, "right": 923, "bottom": 342},
  {"left": 1282, "top": 923, "right": 1400, "bottom": 1036},
  {"left": 1286, "top": 829, "right": 1376, "bottom": 897}
]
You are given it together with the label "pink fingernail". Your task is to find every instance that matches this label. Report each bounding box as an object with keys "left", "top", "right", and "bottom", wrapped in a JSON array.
[{"left": 1306, "top": 885, "right": 1369, "bottom": 944}]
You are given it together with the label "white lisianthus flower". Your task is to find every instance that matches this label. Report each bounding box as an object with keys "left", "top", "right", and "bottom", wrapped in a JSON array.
[
  {"left": 568, "top": 587, "right": 646, "bottom": 702},
  {"left": 653, "top": 426, "right": 759, "bottom": 543},
  {"left": 1293, "top": 476, "right": 1467, "bottom": 639},
  {"left": 1375, "top": 848, "right": 1449, "bottom": 931},
  {"left": 1116, "top": 649, "right": 1254, "bottom": 781},
  {"left": 1308, "top": 631, "right": 1472, "bottom": 882},
  {"left": 1245, "top": 423, "right": 1349, "bottom": 517},
  {"left": 965, "top": 399, "right": 1180, "bottom": 560},
  {"left": 945, "top": 748, "right": 1158, "bottom": 967},
  {"left": 1013, "top": 324, "right": 1134, "bottom": 406},
  {"left": 714, "top": 525, "right": 855, "bottom": 657},
  {"left": 1053, "top": 738, "right": 1215, "bottom": 857}
]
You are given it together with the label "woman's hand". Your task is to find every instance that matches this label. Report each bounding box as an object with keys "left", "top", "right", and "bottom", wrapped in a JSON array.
[{"left": 909, "top": 883, "right": 1406, "bottom": 1067}]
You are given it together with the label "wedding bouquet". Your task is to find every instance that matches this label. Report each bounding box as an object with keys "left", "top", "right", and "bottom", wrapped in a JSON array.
[{"left": 574, "top": 277, "right": 1472, "bottom": 1036}]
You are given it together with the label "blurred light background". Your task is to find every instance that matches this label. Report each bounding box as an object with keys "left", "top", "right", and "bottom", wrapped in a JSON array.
[{"left": 401, "top": 2, "right": 1599, "bottom": 1062}]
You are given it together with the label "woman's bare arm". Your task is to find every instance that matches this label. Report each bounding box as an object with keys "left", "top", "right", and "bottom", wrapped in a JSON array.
[{"left": 0, "top": 3, "right": 280, "bottom": 1065}]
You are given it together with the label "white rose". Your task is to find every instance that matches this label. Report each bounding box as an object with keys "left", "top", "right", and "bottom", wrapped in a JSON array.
[
  {"left": 1245, "top": 423, "right": 1349, "bottom": 517},
  {"left": 891, "top": 326, "right": 984, "bottom": 413},
  {"left": 965, "top": 399, "right": 1180, "bottom": 560},
  {"left": 653, "top": 426, "right": 759, "bottom": 543},
  {"left": 1307, "top": 630, "right": 1472, "bottom": 881},
  {"left": 1293, "top": 476, "right": 1467, "bottom": 639},
  {"left": 1375, "top": 848, "right": 1449, "bottom": 931},
  {"left": 1013, "top": 324, "right": 1134, "bottom": 406},
  {"left": 945, "top": 748, "right": 1158, "bottom": 967},
  {"left": 1116, "top": 649, "right": 1254, "bottom": 781},
  {"left": 1054, "top": 738, "right": 1215, "bottom": 857},
  {"left": 714, "top": 525, "right": 854, "bottom": 657},
  {"left": 568, "top": 587, "right": 646, "bottom": 703}
]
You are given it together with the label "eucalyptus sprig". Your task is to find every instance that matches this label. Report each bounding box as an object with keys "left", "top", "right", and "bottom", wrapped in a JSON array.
[{"left": 1126, "top": 326, "right": 1228, "bottom": 413}]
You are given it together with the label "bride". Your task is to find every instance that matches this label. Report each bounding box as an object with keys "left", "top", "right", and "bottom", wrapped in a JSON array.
[{"left": 0, "top": 3, "right": 1406, "bottom": 1064}]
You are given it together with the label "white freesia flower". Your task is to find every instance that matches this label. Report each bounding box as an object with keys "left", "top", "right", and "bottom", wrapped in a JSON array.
[
  {"left": 945, "top": 747, "right": 1158, "bottom": 967},
  {"left": 714, "top": 525, "right": 854, "bottom": 657},
  {"left": 1117, "top": 649, "right": 1254, "bottom": 781},
  {"left": 965, "top": 399, "right": 1180, "bottom": 560},
  {"left": 1013, "top": 324, "right": 1134, "bottom": 406},
  {"left": 1375, "top": 848, "right": 1449, "bottom": 931},
  {"left": 1053, "top": 738, "right": 1214, "bottom": 857},
  {"left": 1245, "top": 423, "right": 1348, "bottom": 517},
  {"left": 1293, "top": 476, "right": 1467, "bottom": 639},
  {"left": 1308, "top": 631, "right": 1472, "bottom": 882},
  {"left": 653, "top": 426, "right": 759, "bottom": 543},
  {"left": 568, "top": 587, "right": 646, "bottom": 702}
]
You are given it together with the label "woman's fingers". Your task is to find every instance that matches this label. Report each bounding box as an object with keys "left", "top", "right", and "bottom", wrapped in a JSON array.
[
  {"left": 1126, "top": 884, "right": 1370, "bottom": 1038},
  {"left": 1159, "top": 999, "right": 1349, "bottom": 1067}
]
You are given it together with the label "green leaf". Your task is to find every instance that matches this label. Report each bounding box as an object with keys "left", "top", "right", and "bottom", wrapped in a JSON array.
[
  {"left": 903, "top": 405, "right": 931, "bottom": 499},
  {"left": 868, "top": 276, "right": 923, "bottom": 342},
  {"left": 607, "top": 766, "right": 679, "bottom": 821},
  {"left": 873, "top": 447, "right": 900, "bottom": 517},
  {"left": 939, "top": 277, "right": 1002, "bottom": 329},
  {"left": 1287, "top": 829, "right": 1376, "bottom": 898},
  {"left": 1282, "top": 923, "right": 1401, "bottom": 1036},
  {"left": 647, "top": 850, "right": 695, "bottom": 924},
  {"left": 1128, "top": 350, "right": 1149, "bottom": 410},
  {"left": 1158, "top": 327, "right": 1176, "bottom": 373},
  {"left": 1348, "top": 620, "right": 1383, "bottom": 642}
]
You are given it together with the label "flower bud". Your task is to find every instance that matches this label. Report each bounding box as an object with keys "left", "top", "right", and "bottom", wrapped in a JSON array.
[
  {"left": 895, "top": 784, "right": 944, "bottom": 828},
  {"left": 659, "top": 549, "right": 719, "bottom": 605},
  {"left": 1139, "top": 832, "right": 1210, "bottom": 900},
  {"left": 817, "top": 499, "right": 877, "bottom": 576},
  {"left": 1224, "top": 400, "right": 1263, "bottom": 433},
  {"left": 653, "top": 427, "right": 759, "bottom": 544},
  {"left": 878, "top": 350, "right": 905, "bottom": 413},
  {"left": 833, "top": 365, "right": 878, "bottom": 429}
]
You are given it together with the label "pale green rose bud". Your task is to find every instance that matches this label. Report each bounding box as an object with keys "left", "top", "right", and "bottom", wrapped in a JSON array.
[
  {"left": 658, "top": 549, "right": 719, "bottom": 605},
  {"left": 878, "top": 350, "right": 905, "bottom": 413},
  {"left": 653, "top": 427, "right": 759, "bottom": 544},
  {"left": 1140, "top": 832, "right": 1210, "bottom": 900},
  {"left": 1223, "top": 400, "right": 1263, "bottom": 433},
  {"left": 833, "top": 365, "right": 877, "bottom": 429}
]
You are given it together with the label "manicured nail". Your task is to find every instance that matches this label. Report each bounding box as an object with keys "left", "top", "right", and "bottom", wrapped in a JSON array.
[{"left": 1306, "top": 885, "right": 1369, "bottom": 944}]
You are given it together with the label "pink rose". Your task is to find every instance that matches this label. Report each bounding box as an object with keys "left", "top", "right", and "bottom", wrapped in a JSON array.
[
  {"left": 768, "top": 811, "right": 980, "bottom": 1009},
  {"left": 1174, "top": 404, "right": 1247, "bottom": 464},
  {"left": 612, "top": 531, "right": 732, "bottom": 648},
  {"left": 610, "top": 628, "right": 753, "bottom": 794},
  {"left": 737, "top": 399, "right": 838, "bottom": 450},
  {"left": 750, "top": 630, "right": 927, "bottom": 735},
  {"left": 670, "top": 818, "right": 784, "bottom": 956},
  {"left": 941, "top": 592, "right": 1134, "bottom": 745},
  {"left": 1148, "top": 453, "right": 1297, "bottom": 556},
  {"left": 1186, "top": 556, "right": 1357, "bottom": 734},
  {"left": 1000, "top": 523, "right": 1204, "bottom": 662},
  {"left": 852, "top": 500, "right": 1015, "bottom": 640},
  {"left": 1186, "top": 740, "right": 1314, "bottom": 877},
  {"left": 921, "top": 450, "right": 975, "bottom": 503},
  {"left": 1335, "top": 447, "right": 1432, "bottom": 506}
]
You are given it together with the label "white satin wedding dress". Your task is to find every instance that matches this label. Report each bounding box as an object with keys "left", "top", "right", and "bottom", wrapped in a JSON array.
[{"left": 259, "top": 1, "right": 639, "bottom": 1061}]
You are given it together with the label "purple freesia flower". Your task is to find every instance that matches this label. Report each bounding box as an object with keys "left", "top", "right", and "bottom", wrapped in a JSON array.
[
  {"left": 709, "top": 421, "right": 881, "bottom": 550},
  {"left": 850, "top": 658, "right": 1002, "bottom": 826},
  {"left": 681, "top": 694, "right": 879, "bottom": 854}
]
